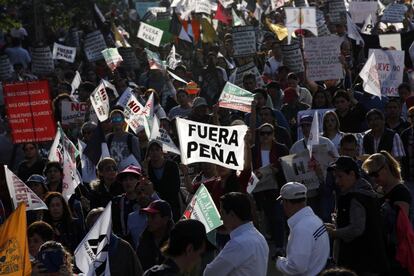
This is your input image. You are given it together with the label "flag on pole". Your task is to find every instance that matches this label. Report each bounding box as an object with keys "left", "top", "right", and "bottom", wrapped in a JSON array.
[
  {"left": 0, "top": 203, "right": 32, "bottom": 276},
  {"left": 4, "top": 166, "right": 47, "bottom": 211},
  {"left": 359, "top": 52, "right": 381, "bottom": 98},
  {"left": 306, "top": 111, "right": 319, "bottom": 158},
  {"left": 75, "top": 202, "right": 111, "bottom": 276},
  {"left": 346, "top": 14, "right": 364, "bottom": 46},
  {"left": 246, "top": 171, "right": 259, "bottom": 194},
  {"left": 150, "top": 116, "right": 181, "bottom": 155}
]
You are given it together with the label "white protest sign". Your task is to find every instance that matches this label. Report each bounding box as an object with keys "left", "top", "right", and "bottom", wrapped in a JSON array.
[
  {"left": 234, "top": 62, "right": 265, "bottom": 88},
  {"left": 246, "top": 172, "right": 259, "bottom": 194},
  {"left": 316, "top": 9, "right": 331, "bottom": 37},
  {"left": 219, "top": 0, "right": 234, "bottom": 8},
  {"left": 272, "top": 0, "right": 288, "bottom": 9},
  {"left": 31, "top": 46, "right": 54, "bottom": 75},
  {"left": 61, "top": 101, "right": 90, "bottom": 126},
  {"left": 90, "top": 83, "right": 110, "bottom": 122},
  {"left": 4, "top": 165, "right": 48, "bottom": 211},
  {"left": 167, "top": 45, "right": 181, "bottom": 70},
  {"left": 297, "top": 109, "right": 334, "bottom": 139},
  {"left": 123, "top": 93, "right": 145, "bottom": 134},
  {"left": 137, "top": 22, "right": 163, "bottom": 47},
  {"left": 304, "top": 36, "right": 343, "bottom": 81},
  {"left": 0, "top": 55, "right": 12, "bottom": 80},
  {"left": 285, "top": 7, "right": 317, "bottom": 44},
  {"left": 232, "top": 26, "right": 256, "bottom": 57},
  {"left": 101, "top": 79, "right": 119, "bottom": 97},
  {"left": 367, "top": 49, "right": 404, "bottom": 97},
  {"left": 218, "top": 82, "right": 254, "bottom": 113},
  {"left": 195, "top": 0, "right": 212, "bottom": 14},
  {"left": 176, "top": 118, "right": 248, "bottom": 170},
  {"left": 349, "top": 2, "right": 378, "bottom": 24},
  {"left": 281, "top": 40, "right": 304, "bottom": 73},
  {"left": 71, "top": 71, "right": 82, "bottom": 96},
  {"left": 52, "top": 43, "right": 76, "bottom": 63},
  {"left": 328, "top": 0, "right": 347, "bottom": 24},
  {"left": 84, "top": 31, "right": 107, "bottom": 62},
  {"left": 118, "top": 47, "right": 140, "bottom": 69},
  {"left": 382, "top": 4, "right": 407, "bottom": 23},
  {"left": 359, "top": 53, "right": 381, "bottom": 97},
  {"left": 101, "top": 48, "right": 123, "bottom": 71},
  {"left": 150, "top": 116, "right": 181, "bottom": 155},
  {"left": 379, "top": 34, "right": 401, "bottom": 51}
]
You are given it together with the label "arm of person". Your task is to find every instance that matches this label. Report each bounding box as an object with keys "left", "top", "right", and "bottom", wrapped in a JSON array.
[
  {"left": 203, "top": 240, "right": 246, "bottom": 276},
  {"left": 333, "top": 198, "right": 366, "bottom": 242},
  {"left": 392, "top": 133, "right": 406, "bottom": 160}
]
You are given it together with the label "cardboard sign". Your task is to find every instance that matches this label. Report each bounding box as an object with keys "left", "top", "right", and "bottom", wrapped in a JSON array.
[
  {"left": 52, "top": 43, "right": 76, "bottom": 63},
  {"left": 232, "top": 26, "right": 256, "bottom": 57},
  {"left": 176, "top": 118, "right": 248, "bottom": 170},
  {"left": 195, "top": 0, "right": 212, "bottom": 14},
  {"left": 3, "top": 80, "right": 56, "bottom": 143},
  {"left": 328, "top": 0, "right": 347, "bottom": 24},
  {"left": 316, "top": 9, "right": 331, "bottom": 37},
  {"left": 137, "top": 22, "right": 163, "bottom": 47},
  {"left": 135, "top": 1, "right": 160, "bottom": 18},
  {"left": 90, "top": 83, "right": 110, "bottom": 122},
  {"left": 118, "top": 47, "right": 140, "bottom": 69},
  {"left": 379, "top": 34, "right": 401, "bottom": 51},
  {"left": 382, "top": 4, "right": 407, "bottom": 23},
  {"left": 285, "top": 7, "right": 317, "bottom": 44},
  {"left": 367, "top": 49, "right": 404, "bottom": 97},
  {"left": 304, "top": 36, "right": 343, "bottom": 81},
  {"left": 84, "top": 31, "right": 107, "bottom": 62},
  {"left": 218, "top": 82, "right": 254, "bottom": 113},
  {"left": 281, "top": 40, "right": 304, "bottom": 73},
  {"left": 101, "top": 48, "right": 123, "bottom": 71},
  {"left": 61, "top": 101, "right": 90, "bottom": 126},
  {"left": 0, "top": 55, "right": 12, "bottom": 81},
  {"left": 30, "top": 47, "right": 54, "bottom": 75},
  {"left": 234, "top": 62, "right": 265, "bottom": 88},
  {"left": 67, "top": 29, "right": 80, "bottom": 47},
  {"left": 349, "top": 2, "right": 378, "bottom": 24}
]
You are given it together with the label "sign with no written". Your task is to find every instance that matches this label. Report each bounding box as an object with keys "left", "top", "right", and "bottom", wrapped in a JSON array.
[
  {"left": 176, "top": 118, "right": 248, "bottom": 170},
  {"left": 137, "top": 22, "right": 164, "bottom": 47}
]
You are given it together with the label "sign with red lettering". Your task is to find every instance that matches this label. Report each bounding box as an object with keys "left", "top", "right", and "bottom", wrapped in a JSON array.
[
  {"left": 90, "top": 82, "right": 110, "bottom": 122},
  {"left": 61, "top": 101, "right": 91, "bottom": 126},
  {"left": 3, "top": 80, "right": 56, "bottom": 143}
]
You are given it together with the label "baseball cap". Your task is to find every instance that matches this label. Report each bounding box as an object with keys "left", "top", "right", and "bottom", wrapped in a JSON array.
[
  {"left": 192, "top": 97, "right": 208, "bottom": 108},
  {"left": 117, "top": 165, "right": 142, "bottom": 180},
  {"left": 141, "top": 200, "right": 172, "bottom": 218},
  {"left": 299, "top": 115, "right": 313, "bottom": 125},
  {"left": 277, "top": 182, "right": 307, "bottom": 200},
  {"left": 328, "top": 156, "right": 360, "bottom": 176},
  {"left": 27, "top": 174, "right": 46, "bottom": 184}
]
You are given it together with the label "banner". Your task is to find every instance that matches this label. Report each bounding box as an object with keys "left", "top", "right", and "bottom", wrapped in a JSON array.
[
  {"left": 61, "top": 101, "right": 90, "bottom": 127},
  {"left": 52, "top": 43, "right": 76, "bottom": 63},
  {"left": 75, "top": 202, "right": 111, "bottom": 276},
  {"left": 349, "top": 2, "right": 378, "bottom": 24},
  {"left": 3, "top": 80, "right": 56, "bottom": 143},
  {"left": 137, "top": 22, "right": 164, "bottom": 47},
  {"left": 304, "top": 36, "right": 343, "bottom": 81},
  {"left": 101, "top": 48, "right": 123, "bottom": 71},
  {"left": 0, "top": 204, "right": 32, "bottom": 276},
  {"left": 0, "top": 55, "right": 12, "bottom": 81},
  {"left": 176, "top": 118, "right": 248, "bottom": 170},
  {"left": 123, "top": 93, "right": 145, "bottom": 134},
  {"left": 118, "top": 47, "right": 140, "bottom": 69},
  {"left": 84, "top": 31, "right": 107, "bottom": 62},
  {"left": 182, "top": 184, "right": 223, "bottom": 233},
  {"left": 328, "top": 0, "right": 347, "bottom": 24},
  {"left": 218, "top": 82, "right": 254, "bottom": 113},
  {"left": 195, "top": 0, "right": 212, "bottom": 14},
  {"left": 382, "top": 4, "right": 407, "bottom": 23},
  {"left": 150, "top": 116, "right": 180, "bottom": 155},
  {"left": 359, "top": 52, "right": 381, "bottom": 97},
  {"left": 90, "top": 83, "right": 110, "bottom": 122},
  {"left": 30, "top": 47, "right": 54, "bottom": 75},
  {"left": 285, "top": 7, "right": 317, "bottom": 44},
  {"left": 232, "top": 26, "right": 256, "bottom": 57},
  {"left": 367, "top": 49, "right": 404, "bottom": 97},
  {"left": 281, "top": 40, "right": 304, "bottom": 73},
  {"left": 5, "top": 166, "right": 47, "bottom": 210}
]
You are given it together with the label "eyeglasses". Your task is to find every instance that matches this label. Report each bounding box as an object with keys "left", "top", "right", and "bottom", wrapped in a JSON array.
[
  {"left": 260, "top": 131, "right": 273, "bottom": 136},
  {"left": 368, "top": 165, "right": 384, "bottom": 178}
]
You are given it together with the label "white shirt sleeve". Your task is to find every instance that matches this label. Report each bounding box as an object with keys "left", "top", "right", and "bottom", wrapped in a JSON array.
[
  {"left": 204, "top": 240, "right": 244, "bottom": 276},
  {"left": 392, "top": 133, "right": 405, "bottom": 158}
]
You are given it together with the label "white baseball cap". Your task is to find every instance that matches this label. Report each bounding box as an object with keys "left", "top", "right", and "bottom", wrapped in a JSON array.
[{"left": 277, "top": 182, "right": 307, "bottom": 200}]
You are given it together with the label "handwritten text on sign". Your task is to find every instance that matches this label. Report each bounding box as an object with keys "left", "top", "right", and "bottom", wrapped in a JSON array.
[{"left": 137, "top": 22, "right": 163, "bottom": 47}]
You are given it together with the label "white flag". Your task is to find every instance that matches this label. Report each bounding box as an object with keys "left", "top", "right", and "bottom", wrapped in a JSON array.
[
  {"left": 346, "top": 14, "right": 364, "bottom": 46},
  {"left": 246, "top": 171, "right": 259, "bottom": 194},
  {"left": 71, "top": 71, "right": 82, "bottom": 97},
  {"left": 150, "top": 116, "right": 181, "bottom": 155},
  {"left": 75, "top": 202, "right": 111, "bottom": 276},
  {"left": 4, "top": 165, "right": 48, "bottom": 211},
  {"left": 123, "top": 93, "right": 146, "bottom": 134},
  {"left": 306, "top": 111, "right": 319, "bottom": 158},
  {"left": 359, "top": 52, "right": 381, "bottom": 98},
  {"left": 90, "top": 82, "right": 110, "bottom": 122},
  {"left": 361, "top": 14, "right": 374, "bottom": 35},
  {"left": 167, "top": 45, "right": 181, "bottom": 70},
  {"left": 142, "top": 93, "right": 155, "bottom": 138}
]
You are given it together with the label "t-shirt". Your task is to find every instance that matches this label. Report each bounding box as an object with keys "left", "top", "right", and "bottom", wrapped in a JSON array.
[
  {"left": 107, "top": 133, "right": 141, "bottom": 165},
  {"left": 384, "top": 184, "right": 412, "bottom": 206}
]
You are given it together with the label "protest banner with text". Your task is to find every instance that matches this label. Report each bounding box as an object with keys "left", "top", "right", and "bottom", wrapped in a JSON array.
[
  {"left": 137, "top": 22, "right": 164, "bottom": 47},
  {"left": 52, "top": 43, "right": 76, "bottom": 63},
  {"left": 281, "top": 40, "right": 304, "bottom": 73},
  {"left": 218, "top": 82, "right": 254, "bottom": 113},
  {"left": 232, "top": 26, "right": 256, "bottom": 57}
]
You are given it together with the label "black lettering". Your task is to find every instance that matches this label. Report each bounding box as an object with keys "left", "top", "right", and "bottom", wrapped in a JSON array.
[
  {"left": 211, "top": 145, "right": 224, "bottom": 162},
  {"left": 198, "top": 125, "right": 207, "bottom": 139},
  {"left": 187, "top": 142, "right": 198, "bottom": 158},
  {"left": 209, "top": 127, "right": 218, "bottom": 141},
  {"left": 199, "top": 143, "right": 210, "bottom": 157},
  {"left": 188, "top": 124, "right": 196, "bottom": 136},
  {"left": 225, "top": 152, "right": 238, "bottom": 166},
  {"left": 228, "top": 130, "right": 238, "bottom": 146},
  {"left": 219, "top": 128, "right": 229, "bottom": 144}
]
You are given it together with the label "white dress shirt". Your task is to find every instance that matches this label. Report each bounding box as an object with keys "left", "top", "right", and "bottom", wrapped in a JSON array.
[
  {"left": 204, "top": 222, "right": 269, "bottom": 276},
  {"left": 276, "top": 206, "right": 330, "bottom": 276}
]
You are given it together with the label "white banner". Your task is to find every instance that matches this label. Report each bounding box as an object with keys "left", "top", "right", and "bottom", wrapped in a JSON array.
[
  {"left": 90, "top": 83, "right": 110, "bottom": 122},
  {"left": 176, "top": 118, "right": 248, "bottom": 170},
  {"left": 195, "top": 0, "right": 212, "bottom": 14},
  {"left": 349, "top": 2, "right": 378, "bottom": 24},
  {"left": 31, "top": 46, "right": 54, "bottom": 75},
  {"left": 52, "top": 43, "right": 76, "bottom": 63},
  {"left": 232, "top": 26, "right": 256, "bottom": 57},
  {"left": 359, "top": 52, "right": 381, "bottom": 97},
  {"left": 218, "top": 82, "right": 254, "bottom": 113},
  {"left": 379, "top": 34, "right": 401, "bottom": 51},
  {"left": 137, "top": 22, "right": 163, "bottom": 47},
  {"left": 4, "top": 165, "right": 48, "bottom": 211}
]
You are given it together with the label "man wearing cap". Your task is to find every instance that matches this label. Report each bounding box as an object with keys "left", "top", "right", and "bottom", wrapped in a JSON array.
[
  {"left": 326, "top": 157, "right": 389, "bottom": 275},
  {"left": 168, "top": 88, "right": 192, "bottom": 119},
  {"left": 275, "top": 182, "right": 330, "bottom": 275},
  {"left": 187, "top": 96, "right": 216, "bottom": 124}
]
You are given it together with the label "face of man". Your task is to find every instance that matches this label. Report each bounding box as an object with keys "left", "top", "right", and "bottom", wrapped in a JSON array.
[
  {"left": 254, "top": 93, "right": 266, "bottom": 108},
  {"left": 385, "top": 102, "right": 401, "bottom": 119},
  {"left": 398, "top": 87, "right": 411, "bottom": 100},
  {"left": 147, "top": 213, "right": 168, "bottom": 232},
  {"left": 367, "top": 113, "right": 385, "bottom": 132},
  {"left": 340, "top": 142, "right": 358, "bottom": 159},
  {"left": 334, "top": 170, "right": 356, "bottom": 192},
  {"left": 287, "top": 78, "right": 298, "bottom": 89},
  {"left": 177, "top": 92, "right": 189, "bottom": 106},
  {"left": 334, "top": 97, "right": 350, "bottom": 113},
  {"left": 111, "top": 114, "right": 126, "bottom": 132},
  {"left": 243, "top": 78, "right": 256, "bottom": 92},
  {"left": 301, "top": 123, "right": 312, "bottom": 138}
]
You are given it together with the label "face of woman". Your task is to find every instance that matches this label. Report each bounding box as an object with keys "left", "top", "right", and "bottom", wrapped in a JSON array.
[
  {"left": 49, "top": 197, "right": 64, "bottom": 220},
  {"left": 324, "top": 114, "right": 337, "bottom": 132},
  {"left": 99, "top": 163, "right": 117, "bottom": 183},
  {"left": 259, "top": 126, "right": 274, "bottom": 143},
  {"left": 23, "top": 144, "right": 37, "bottom": 159},
  {"left": 260, "top": 110, "right": 274, "bottom": 124},
  {"left": 46, "top": 167, "right": 62, "bottom": 184},
  {"left": 29, "top": 233, "right": 45, "bottom": 257}
]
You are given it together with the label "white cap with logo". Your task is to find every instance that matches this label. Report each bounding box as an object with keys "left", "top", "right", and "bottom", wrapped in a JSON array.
[{"left": 277, "top": 182, "right": 307, "bottom": 200}]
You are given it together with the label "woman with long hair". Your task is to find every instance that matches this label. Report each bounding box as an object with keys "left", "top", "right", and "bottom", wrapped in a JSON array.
[
  {"left": 322, "top": 110, "right": 345, "bottom": 150},
  {"left": 17, "top": 142, "right": 47, "bottom": 182}
]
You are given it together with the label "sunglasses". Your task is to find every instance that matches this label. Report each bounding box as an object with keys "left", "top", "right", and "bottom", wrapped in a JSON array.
[
  {"left": 111, "top": 117, "right": 124, "bottom": 123},
  {"left": 260, "top": 131, "right": 273, "bottom": 136},
  {"left": 368, "top": 165, "right": 384, "bottom": 178}
]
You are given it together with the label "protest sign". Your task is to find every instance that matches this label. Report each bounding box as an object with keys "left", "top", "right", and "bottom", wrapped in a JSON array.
[
  {"left": 90, "top": 83, "right": 110, "bottom": 122},
  {"left": 281, "top": 145, "right": 334, "bottom": 190},
  {"left": 118, "top": 47, "right": 140, "bottom": 69},
  {"left": 135, "top": 1, "right": 160, "bottom": 18},
  {"left": 167, "top": 45, "right": 181, "bottom": 70},
  {"left": 303, "top": 36, "right": 343, "bottom": 81},
  {"left": 5, "top": 166, "right": 48, "bottom": 210},
  {"left": 285, "top": 7, "right": 317, "bottom": 44},
  {"left": 232, "top": 26, "right": 256, "bottom": 57},
  {"left": 246, "top": 172, "right": 259, "bottom": 194},
  {"left": 67, "top": 28, "right": 80, "bottom": 47},
  {"left": 297, "top": 109, "right": 334, "bottom": 139},
  {"left": 281, "top": 40, "right": 304, "bottom": 73},
  {"left": 382, "top": 4, "right": 407, "bottom": 23},
  {"left": 316, "top": 9, "right": 331, "bottom": 37},
  {"left": 31, "top": 46, "right": 54, "bottom": 75},
  {"left": 328, "top": 0, "right": 347, "bottom": 24},
  {"left": 84, "top": 31, "right": 107, "bottom": 62},
  {"left": 195, "top": 0, "right": 212, "bottom": 14},
  {"left": 359, "top": 53, "right": 381, "bottom": 97},
  {"left": 52, "top": 43, "right": 76, "bottom": 63},
  {"left": 137, "top": 22, "right": 164, "bottom": 47},
  {"left": 219, "top": 0, "right": 234, "bottom": 8},
  {"left": 176, "top": 118, "right": 248, "bottom": 170},
  {"left": 3, "top": 80, "right": 56, "bottom": 143},
  {"left": 101, "top": 48, "right": 123, "bottom": 71},
  {"left": 61, "top": 101, "right": 90, "bottom": 127},
  {"left": 116, "top": 88, "right": 134, "bottom": 108},
  {"left": 182, "top": 184, "right": 223, "bottom": 233},
  {"left": 123, "top": 93, "right": 145, "bottom": 134},
  {"left": 367, "top": 49, "right": 404, "bottom": 97},
  {"left": 234, "top": 62, "right": 265, "bottom": 88},
  {"left": 271, "top": 0, "right": 288, "bottom": 9},
  {"left": 150, "top": 116, "right": 181, "bottom": 155},
  {"left": 349, "top": 2, "right": 378, "bottom": 24},
  {"left": 0, "top": 55, "right": 12, "bottom": 81},
  {"left": 218, "top": 82, "right": 254, "bottom": 113},
  {"left": 145, "top": 48, "right": 167, "bottom": 70},
  {"left": 362, "top": 14, "right": 374, "bottom": 34},
  {"left": 379, "top": 34, "right": 401, "bottom": 51}
]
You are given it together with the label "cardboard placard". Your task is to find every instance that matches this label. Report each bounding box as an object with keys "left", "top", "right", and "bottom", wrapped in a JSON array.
[
  {"left": 61, "top": 101, "right": 90, "bottom": 127},
  {"left": 52, "top": 43, "right": 76, "bottom": 63},
  {"left": 137, "top": 22, "right": 164, "bottom": 47},
  {"left": 328, "top": 0, "right": 347, "bottom": 24},
  {"left": 84, "top": 31, "right": 107, "bottom": 62},
  {"left": 382, "top": 4, "right": 407, "bottom": 23},
  {"left": 0, "top": 55, "right": 12, "bottom": 81},
  {"left": 349, "top": 2, "right": 378, "bottom": 24},
  {"left": 118, "top": 47, "right": 140, "bottom": 69},
  {"left": 195, "top": 0, "right": 212, "bottom": 14},
  {"left": 30, "top": 47, "right": 54, "bottom": 75},
  {"left": 232, "top": 26, "right": 257, "bottom": 57},
  {"left": 234, "top": 62, "right": 265, "bottom": 88},
  {"left": 281, "top": 40, "right": 304, "bottom": 73}
]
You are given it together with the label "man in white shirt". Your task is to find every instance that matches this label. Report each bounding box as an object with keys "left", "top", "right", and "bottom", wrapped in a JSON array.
[
  {"left": 204, "top": 192, "right": 269, "bottom": 276},
  {"left": 276, "top": 182, "right": 330, "bottom": 275}
]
